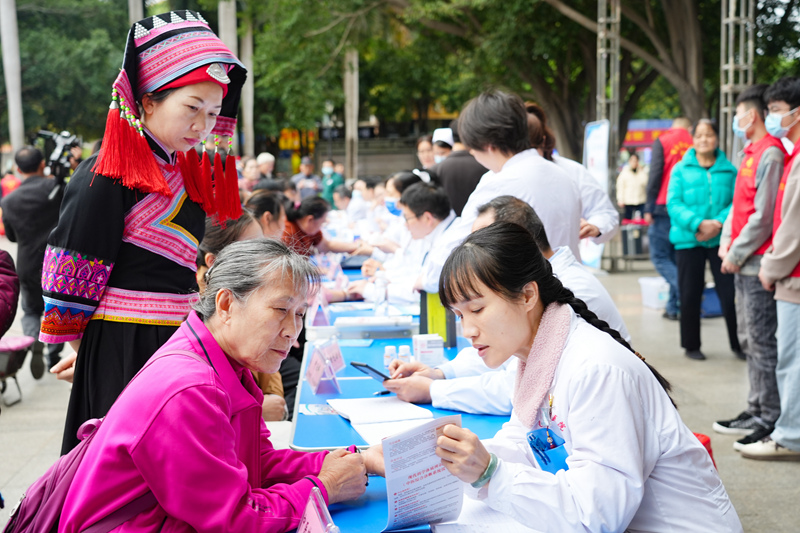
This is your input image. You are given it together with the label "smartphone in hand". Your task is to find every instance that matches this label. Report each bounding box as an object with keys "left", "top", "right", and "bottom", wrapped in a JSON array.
[{"left": 350, "top": 361, "right": 390, "bottom": 381}]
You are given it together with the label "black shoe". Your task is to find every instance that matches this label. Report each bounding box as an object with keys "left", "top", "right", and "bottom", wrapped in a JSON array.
[
  {"left": 685, "top": 350, "right": 706, "bottom": 360},
  {"left": 30, "top": 342, "right": 45, "bottom": 380},
  {"left": 662, "top": 311, "right": 679, "bottom": 321},
  {"left": 734, "top": 424, "right": 774, "bottom": 451},
  {"left": 713, "top": 411, "right": 761, "bottom": 435},
  {"left": 733, "top": 350, "right": 747, "bottom": 361}
]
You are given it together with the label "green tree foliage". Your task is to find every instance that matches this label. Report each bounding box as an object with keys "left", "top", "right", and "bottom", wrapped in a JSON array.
[
  {"left": 756, "top": 0, "right": 800, "bottom": 82},
  {"left": 0, "top": 0, "right": 129, "bottom": 143}
]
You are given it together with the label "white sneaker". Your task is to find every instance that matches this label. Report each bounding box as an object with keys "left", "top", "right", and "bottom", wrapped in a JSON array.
[{"left": 739, "top": 437, "right": 800, "bottom": 461}]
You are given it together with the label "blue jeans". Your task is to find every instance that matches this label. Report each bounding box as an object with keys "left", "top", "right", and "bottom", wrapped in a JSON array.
[
  {"left": 772, "top": 300, "right": 800, "bottom": 451},
  {"left": 736, "top": 274, "right": 780, "bottom": 424},
  {"left": 648, "top": 214, "right": 679, "bottom": 315}
]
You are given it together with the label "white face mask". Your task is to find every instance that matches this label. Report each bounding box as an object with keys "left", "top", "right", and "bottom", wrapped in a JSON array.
[
  {"left": 433, "top": 155, "right": 446, "bottom": 164},
  {"left": 766, "top": 107, "right": 800, "bottom": 139}
]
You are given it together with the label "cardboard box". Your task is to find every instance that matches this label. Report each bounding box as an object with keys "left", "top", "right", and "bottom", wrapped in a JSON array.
[{"left": 413, "top": 334, "right": 444, "bottom": 366}]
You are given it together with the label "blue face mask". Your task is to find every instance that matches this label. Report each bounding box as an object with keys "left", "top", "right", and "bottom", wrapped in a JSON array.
[
  {"left": 322, "top": 166, "right": 334, "bottom": 176},
  {"left": 732, "top": 113, "right": 753, "bottom": 139},
  {"left": 765, "top": 107, "right": 799, "bottom": 139},
  {"left": 384, "top": 198, "right": 402, "bottom": 217},
  {"left": 433, "top": 155, "right": 446, "bottom": 164}
]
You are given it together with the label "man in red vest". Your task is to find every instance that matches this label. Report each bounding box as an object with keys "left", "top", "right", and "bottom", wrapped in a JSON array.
[
  {"left": 644, "top": 117, "right": 693, "bottom": 320},
  {"left": 713, "top": 85, "right": 787, "bottom": 451},
  {"left": 741, "top": 77, "right": 800, "bottom": 461}
]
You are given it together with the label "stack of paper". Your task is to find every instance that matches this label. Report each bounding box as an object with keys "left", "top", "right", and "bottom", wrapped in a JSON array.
[{"left": 327, "top": 397, "right": 434, "bottom": 445}]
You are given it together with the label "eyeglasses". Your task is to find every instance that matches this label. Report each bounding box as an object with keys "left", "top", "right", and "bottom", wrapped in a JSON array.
[{"left": 404, "top": 214, "right": 418, "bottom": 223}]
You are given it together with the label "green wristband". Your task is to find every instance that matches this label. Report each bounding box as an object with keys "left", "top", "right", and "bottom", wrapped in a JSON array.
[{"left": 470, "top": 453, "right": 498, "bottom": 488}]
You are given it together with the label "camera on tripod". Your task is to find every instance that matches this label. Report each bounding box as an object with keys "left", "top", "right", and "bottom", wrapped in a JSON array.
[{"left": 37, "top": 130, "right": 81, "bottom": 182}]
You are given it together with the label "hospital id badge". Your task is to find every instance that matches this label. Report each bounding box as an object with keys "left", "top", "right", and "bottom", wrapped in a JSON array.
[{"left": 526, "top": 427, "right": 569, "bottom": 474}]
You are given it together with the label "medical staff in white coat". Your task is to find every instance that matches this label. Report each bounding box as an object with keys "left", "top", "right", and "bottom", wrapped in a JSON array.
[
  {"left": 386, "top": 196, "right": 629, "bottom": 414},
  {"left": 525, "top": 102, "right": 620, "bottom": 244},
  {"left": 430, "top": 222, "right": 743, "bottom": 532},
  {"left": 347, "top": 183, "right": 456, "bottom": 305},
  {"left": 415, "top": 90, "right": 582, "bottom": 294}
]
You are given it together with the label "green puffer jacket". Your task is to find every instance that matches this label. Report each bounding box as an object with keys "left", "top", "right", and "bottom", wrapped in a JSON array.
[{"left": 666, "top": 147, "right": 736, "bottom": 250}]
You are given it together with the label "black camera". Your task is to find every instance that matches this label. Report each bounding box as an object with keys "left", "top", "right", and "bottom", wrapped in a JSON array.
[{"left": 37, "top": 130, "right": 81, "bottom": 182}]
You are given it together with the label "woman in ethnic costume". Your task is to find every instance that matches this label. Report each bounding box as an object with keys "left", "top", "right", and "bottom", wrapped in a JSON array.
[{"left": 39, "top": 10, "right": 246, "bottom": 453}]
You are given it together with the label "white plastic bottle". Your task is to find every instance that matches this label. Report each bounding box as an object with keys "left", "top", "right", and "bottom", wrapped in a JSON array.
[
  {"left": 373, "top": 271, "right": 389, "bottom": 316},
  {"left": 398, "top": 345, "right": 412, "bottom": 364},
  {"left": 383, "top": 345, "right": 397, "bottom": 368}
]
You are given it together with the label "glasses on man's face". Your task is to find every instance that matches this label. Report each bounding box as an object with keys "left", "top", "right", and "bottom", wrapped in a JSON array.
[{"left": 404, "top": 214, "right": 418, "bottom": 223}]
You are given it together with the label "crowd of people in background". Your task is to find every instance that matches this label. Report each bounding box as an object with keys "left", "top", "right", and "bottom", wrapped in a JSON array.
[{"left": 1, "top": 10, "right": 799, "bottom": 531}]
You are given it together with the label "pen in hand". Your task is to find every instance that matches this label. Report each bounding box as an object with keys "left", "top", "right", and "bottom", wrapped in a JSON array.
[{"left": 373, "top": 390, "right": 391, "bottom": 396}]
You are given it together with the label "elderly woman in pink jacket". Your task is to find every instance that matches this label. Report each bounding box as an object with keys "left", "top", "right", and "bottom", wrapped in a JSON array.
[{"left": 59, "top": 239, "right": 383, "bottom": 532}]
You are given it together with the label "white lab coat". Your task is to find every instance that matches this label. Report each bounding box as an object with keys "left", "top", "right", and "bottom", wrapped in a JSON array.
[
  {"left": 553, "top": 154, "right": 620, "bottom": 244},
  {"left": 430, "top": 246, "right": 631, "bottom": 414},
  {"left": 464, "top": 312, "right": 743, "bottom": 533},
  {"left": 363, "top": 211, "right": 456, "bottom": 305},
  {"left": 419, "top": 150, "right": 582, "bottom": 292}
]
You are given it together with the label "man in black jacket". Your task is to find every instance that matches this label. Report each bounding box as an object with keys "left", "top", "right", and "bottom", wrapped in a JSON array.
[
  {"left": 1, "top": 146, "right": 64, "bottom": 378},
  {"left": 427, "top": 119, "right": 488, "bottom": 216}
]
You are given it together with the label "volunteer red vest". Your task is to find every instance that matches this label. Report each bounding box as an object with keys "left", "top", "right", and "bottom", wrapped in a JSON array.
[
  {"left": 773, "top": 141, "right": 800, "bottom": 278},
  {"left": 655, "top": 127, "right": 694, "bottom": 206},
  {"left": 730, "top": 135, "right": 787, "bottom": 255}
]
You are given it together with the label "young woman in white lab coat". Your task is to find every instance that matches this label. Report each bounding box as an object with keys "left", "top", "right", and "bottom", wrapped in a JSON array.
[{"left": 434, "top": 222, "right": 743, "bottom": 532}]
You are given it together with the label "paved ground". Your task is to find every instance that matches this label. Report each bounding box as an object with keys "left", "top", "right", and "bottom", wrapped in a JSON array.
[{"left": 0, "top": 238, "right": 798, "bottom": 530}]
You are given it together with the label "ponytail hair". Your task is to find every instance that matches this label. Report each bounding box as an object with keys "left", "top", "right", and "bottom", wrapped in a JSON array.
[
  {"left": 525, "top": 102, "right": 557, "bottom": 161},
  {"left": 439, "top": 222, "right": 674, "bottom": 405}
]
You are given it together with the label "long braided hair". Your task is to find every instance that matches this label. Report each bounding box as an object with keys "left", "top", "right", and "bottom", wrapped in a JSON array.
[{"left": 439, "top": 222, "right": 674, "bottom": 405}]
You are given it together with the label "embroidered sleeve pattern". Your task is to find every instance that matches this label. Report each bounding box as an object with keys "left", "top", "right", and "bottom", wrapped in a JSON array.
[{"left": 39, "top": 245, "right": 114, "bottom": 343}]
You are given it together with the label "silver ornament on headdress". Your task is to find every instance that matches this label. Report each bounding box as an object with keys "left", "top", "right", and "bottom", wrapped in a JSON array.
[{"left": 206, "top": 63, "right": 231, "bottom": 85}]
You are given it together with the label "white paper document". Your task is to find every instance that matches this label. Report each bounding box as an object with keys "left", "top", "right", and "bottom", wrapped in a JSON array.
[
  {"left": 351, "top": 419, "right": 431, "bottom": 446},
  {"left": 382, "top": 415, "right": 464, "bottom": 531},
  {"left": 327, "top": 396, "right": 433, "bottom": 424},
  {"left": 431, "top": 496, "right": 541, "bottom": 533}
]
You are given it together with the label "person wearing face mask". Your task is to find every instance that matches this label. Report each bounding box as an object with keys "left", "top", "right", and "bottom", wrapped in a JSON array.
[
  {"left": 350, "top": 172, "right": 422, "bottom": 267},
  {"left": 346, "top": 183, "right": 456, "bottom": 305},
  {"left": 40, "top": 10, "right": 246, "bottom": 453},
  {"left": 667, "top": 119, "right": 740, "bottom": 361},
  {"left": 431, "top": 127, "right": 454, "bottom": 164},
  {"left": 714, "top": 84, "right": 787, "bottom": 449},
  {"left": 427, "top": 119, "right": 488, "bottom": 216},
  {"left": 319, "top": 158, "right": 344, "bottom": 207},
  {"left": 740, "top": 76, "right": 800, "bottom": 461}
]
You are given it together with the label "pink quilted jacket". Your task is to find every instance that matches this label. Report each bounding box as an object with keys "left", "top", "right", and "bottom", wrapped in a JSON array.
[{"left": 60, "top": 311, "right": 329, "bottom": 533}]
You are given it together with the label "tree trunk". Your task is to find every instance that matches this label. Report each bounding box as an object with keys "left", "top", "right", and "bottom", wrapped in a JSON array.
[
  {"left": 240, "top": 17, "right": 255, "bottom": 157},
  {"left": 218, "top": 0, "right": 240, "bottom": 153},
  {"left": 128, "top": 0, "right": 143, "bottom": 26},
  {"left": 344, "top": 49, "right": 359, "bottom": 180},
  {"left": 542, "top": 0, "right": 707, "bottom": 123},
  {"left": 1, "top": 0, "right": 24, "bottom": 152}
]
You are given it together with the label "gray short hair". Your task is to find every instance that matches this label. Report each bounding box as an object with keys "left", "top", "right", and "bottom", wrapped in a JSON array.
[{"left": 193, "top": 239, "right": 319, "bottom": 320}]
